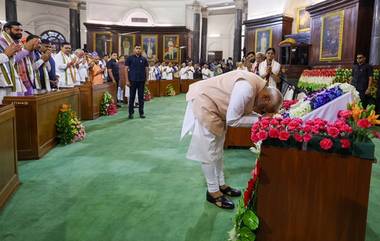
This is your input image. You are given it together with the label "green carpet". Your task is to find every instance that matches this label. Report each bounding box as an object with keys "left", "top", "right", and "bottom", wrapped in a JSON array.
[{"left": 0, "top": 94, "right": 379, "bottom": 241}]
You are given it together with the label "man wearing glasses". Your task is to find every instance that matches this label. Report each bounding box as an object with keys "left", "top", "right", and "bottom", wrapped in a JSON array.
[{"left": 351, "top": 53, "right": 373, "bottom": 107}]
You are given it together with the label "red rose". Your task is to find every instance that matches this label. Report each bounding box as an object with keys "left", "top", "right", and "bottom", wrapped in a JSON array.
[
  {"left": 357, "top": 119, "right": 372, "bottom": 129},
  {"left": 305, "top": 120, "right": 315, "bottom": 126},
  {"left": 303, "top": 125, "right": 312, "bottom": 133},
  {"left": 338, "top": 110, "right": 352, "bottom": 119},
  {"left": 340, "top": 139, "right": 351, "bottom": 149},
  {"left": 315, "top": 118, "right": 327, "bottom": 126},
  {"left": 251, "top": 123, "right": 260, "bottom": 132},
  {"left": 303, "top": 133, "right": 312, "bottom": 142},
  {"left": 327, "top": 126, "right": 340, "bottom": 138},
  {"left": 294, "top": 133, "right": 304, "bottom": 142},
  {"left": 311, "top": 126, "right": 320, "bottom": 134},
  {"left": 268, "top": 128, "right": 279, "bottom": 138},
  {"left": 288, "top": 120, "right": 301, "bottom": 131},
  {"left": 251, "top": 133, "right": 260, "bottom": 143},
  {"left": 279, "top": 131, "right": 290, "bottom": 141},
  {"left": 320, "top": 138, "right": 333, "bottom": 150},
  {"left": 257, "top": 130, "right": 268, "bottom": 141},
  {"left": 281, "top": 118, "right": 291, "bottom": 125},
  {"left": 260, "top": 119, "right": 270, "bottom": 129},
  {"left": 270, "top": 118, "right": 279, "bottom": 126}
]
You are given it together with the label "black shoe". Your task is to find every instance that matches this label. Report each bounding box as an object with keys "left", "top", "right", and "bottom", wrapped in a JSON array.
[
  {"left": 206, "top": 191, "right": 235, "bottom": 209},
  {"left": 220, "top": 186, "right": 242, "bottom": 197},
  {"left": 128, "top": 114, "right": 134, "bottom": 119},
  {"left": 140, "top": 114, "right": 146, "bottom": 119}
]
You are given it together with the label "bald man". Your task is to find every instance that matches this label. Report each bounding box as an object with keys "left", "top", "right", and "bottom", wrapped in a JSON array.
[{"left": 181, "top": 70, "right": 283, "bottom": 209}]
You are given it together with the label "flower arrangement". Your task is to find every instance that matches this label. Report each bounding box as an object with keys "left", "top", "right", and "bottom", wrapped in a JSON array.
[
  {"left": 144, "top": 85, "right": 152, "bottom": 101},
  {"left": 229, "top": 161, "right": 261, "bottom": 241},
  {"left": 56, "top": 104, "right": 86, "bottom": 145},
  {"left": 100, "top": 91, "right": 118, "bottom": 116},
  {"left": 284, "top": 83, "right": 358, "bottom": 118},
  {"left": 298, "top": 69, "right": 336, "bottom": 91},
  {"left": 251, "top": 108, "right": 379, "bottom": 159},
  {"left": 282, "top": 99, "right": 299, "bottom": 110},
  {"left": 309, "top": 86, "right": 343, "bottom": 110},
  {"left": 345, "top": 102, "right": 380, "bottom": 141},
  {"left": 334, "top": 68, "right": 352, "bottom": 83},
  {"left": 166, "top": 83, "right": 176, "bottom": 96}
]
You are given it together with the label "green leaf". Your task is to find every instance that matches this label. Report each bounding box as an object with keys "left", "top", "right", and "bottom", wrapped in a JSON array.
[
  {"left": 239, "top": 227, "right": 256, "bottom": 241},
  {"left": 242, "top": 210, "right": 259, "bottom": 231}
]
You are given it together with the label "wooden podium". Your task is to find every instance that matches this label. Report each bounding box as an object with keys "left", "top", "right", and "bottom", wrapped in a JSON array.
[
  {"left": 3, "top": 89, "right": 80, "bottom": 160},
  {"left": 148, "top": 81, "right": 160, "bottom": 97},
  {"left": 256, "top": 146, "right": 374, "bottom": 241},
  {"left": 0, "top": 104, "right": 19, "bottom": 208},
  {"left": 79, "top": 82, "right": 116, "bottom": 120},
  {"left": 224, "top": 127, "right": 252, "bottom": 148},
  {"left": 180, "top": 79, "right": 198, "bottom": 93}
]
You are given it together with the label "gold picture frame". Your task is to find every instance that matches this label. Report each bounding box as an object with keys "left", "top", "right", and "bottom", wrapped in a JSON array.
[
  {"left": 255, "top": 27, "right": 273, "bottom": 54},
  {"left": 119, "top": 34, "right": 136, "bottom": 57},
  {"left": 163, "top": 34, "right": 179, "bottom": 63},
  {"left": 319, "top": 10, "right": 345, "bottom": 62},
  {"left": 141, "top": 34, "right": 158, "bottom": 61},
  {"left": 93, "top": 32, "right": 112, "bottom": 56},
  {"left": 296, "top": 7, "right": 311, "bottom": 33}
]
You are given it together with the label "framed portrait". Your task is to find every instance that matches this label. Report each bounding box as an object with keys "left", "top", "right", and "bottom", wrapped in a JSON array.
[
  {"left": 119, "top": 34, "right": 136, "bottom": 57},
  {"left": 163, "top": 35, "right": 179, "bottom": 62},
  {"left": 320, "top": 10, "right": 345, "bottom": 61},
  {"left": 296, "top": 7, "right": 311, "bottom": 33},
  {"left": 93, "top": 32, "right": 112, "bottom": 57},
  {"left": 141, "top": 34, "right": 158, "bottom": 61},
  {"left": 255, "top": 28, "right": 273, "bottom": 54}
]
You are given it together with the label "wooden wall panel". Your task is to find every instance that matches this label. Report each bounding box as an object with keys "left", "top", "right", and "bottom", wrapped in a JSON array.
[
  {"left": 244, "top": 15, "right": 293, "bottom": 63},
  {"left": 306, "top": 0, "right": 374, "bottom": 67},
  {"left": 84, "top": 23, "right": 190, "bottom": 63}
]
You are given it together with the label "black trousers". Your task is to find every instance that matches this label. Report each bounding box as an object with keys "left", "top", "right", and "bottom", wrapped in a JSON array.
[{"left": 129, "top": 81, "right": 145, "bottom": 115}]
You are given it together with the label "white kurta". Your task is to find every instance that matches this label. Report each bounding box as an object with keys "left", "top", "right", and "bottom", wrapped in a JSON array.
[
  {"left": 201, "top": 68, "right": 212, "bottom": 80},
  {"left": 187, "top": 66, "right": 195, "bottom": 80},
  {"left": 54, "top": 52, "right": 76, "bottom": 88},
  {"left": 165, "top": 67, "right": 174, "bottom": 80},
  {"left": 77, "top": 58, "right": 89, "bottom": 83},
  {"left": 259, "top": 60, "right": 281, "bottom": 88},
  {"left": 179, "top": 68, "right": 188, "bottom": 80},
  {"left": 181, "top": 80, "right": 261, "bottom": 163},
  {"left": 0, "top": 53, "right": 25, "bottom": 97}
]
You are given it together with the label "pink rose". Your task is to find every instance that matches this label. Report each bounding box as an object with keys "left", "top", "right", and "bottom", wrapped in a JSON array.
[
  {"left": 288, "top": 120, "right": 301, "bottom": 131},
  {"left": 251, "top": 133, "right": 260, "bottom": 143},
  {"left": 270, "top": 118, "right": 279, "bottom": 126},
  {"left": 251, "top": 123, "right": 260, "bottom": 132},
  {"left": 294, "top": 133, "right": 304, "bottom": 142},
  {"left": 338, "top": 110, "right": 352, "bottom": 119},
  {"left": 257, "top": 130, "right": 268, "bottom": 141},
  {"left": 303, "top": 133, "right": 312, "bottom": 142},
  {"left": 303, "top": 125, "right": 312, "bottom": 133},
  {"left": 260, "top": 119, "right": 270, "bottom": 129},
  {"left": 281, "top": 118, "right": 291, "bottom": 125},
  {"left": 320, "top": 138, "right": 333, "bottom": 150},
  {"left": 357, "top": 119, "right": 372, "bottom": 129},
  {"left": 327, "top": 126, "right": 340, "bottom": 138},
  {"left": 268, "top": 128, "right": 279, "bottom": 138},
  {"left": 279, "top": 131, "right": 290, "bottom": 141},
  {"left": 311, "top": 126, "right": 320, "bottom": 134},
  {"left": 340, "top": 139, "right": 351, "bottom": 149}
]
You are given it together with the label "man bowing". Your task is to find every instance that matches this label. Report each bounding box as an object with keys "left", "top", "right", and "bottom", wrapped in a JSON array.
[{"left": 181, "top": 70, "right": 283, "bottom": 209}]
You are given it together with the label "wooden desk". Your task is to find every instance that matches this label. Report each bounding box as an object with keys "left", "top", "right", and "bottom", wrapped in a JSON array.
[
  {"left": 256, "top": 146, "right": 373, "bottom": 241},
  {"left": 79, "top": 82, "right": 116, "bottom": 120},
  {"left": 0, "top": 104, "right": 19, "bottom": 208},
  {"left": 3, "top": 89, "right": 80, "bottom": 160},
  {"left": 224, "top": 127, "right": 252, "bottom": 148},
  {"left": 180, "top": 79, "right": 198, "bottom": 93},
  {"left": 159, "top": 79, "right": 180, "bottom": 96},
  {"left": 148, "top": 81, "right": 160, "bottom": 97}
]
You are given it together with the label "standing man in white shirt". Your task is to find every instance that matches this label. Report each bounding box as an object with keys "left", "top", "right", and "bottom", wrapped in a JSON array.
[
  {"left": 181, "top": 70, "right": 283, "bottom": 209},
  {"left": 201, "top": 64, "right": 212, "bottom": 80},
  {"left": 54, "top": 42, "right": 77, "bottom": 88},
  {"left": 74, "top": 49, "right": 88, "bottom": 83}
]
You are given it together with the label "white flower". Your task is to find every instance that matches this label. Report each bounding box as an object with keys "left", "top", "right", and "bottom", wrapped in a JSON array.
[{"left": 289, "top": 100, "right": 312, "bottom": 117}]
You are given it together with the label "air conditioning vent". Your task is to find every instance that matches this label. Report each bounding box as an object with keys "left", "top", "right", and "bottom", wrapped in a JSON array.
[{"left": 131, "top": 17, "right": 148, "bottom": 23}]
